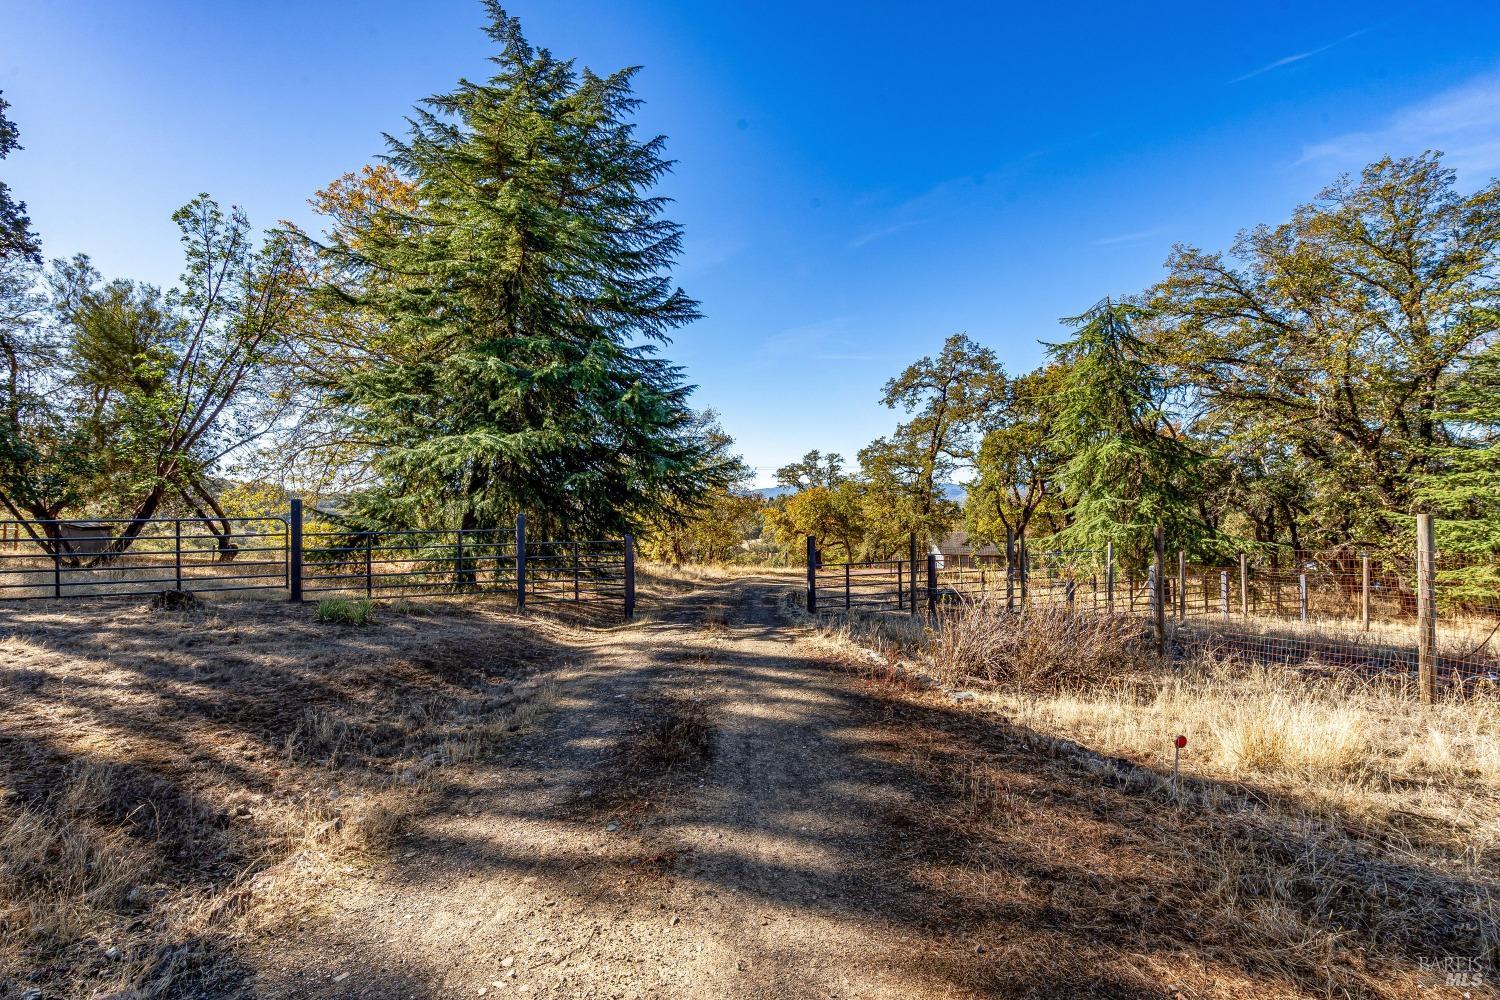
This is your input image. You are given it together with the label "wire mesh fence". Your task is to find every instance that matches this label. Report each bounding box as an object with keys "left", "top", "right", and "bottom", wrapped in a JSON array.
[
  {"left": 1169, "top": 546, "right": 1499, "bottom": 691},
  {"left": 805, "top": 523, "right": 1500, "bottom": 695}
]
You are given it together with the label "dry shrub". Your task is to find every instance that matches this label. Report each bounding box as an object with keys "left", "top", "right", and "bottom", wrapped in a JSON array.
[
  {"left": 930, "top": 597, "right": 1150, "bottom": 691},
  {"left": 815, "top": 606, "right": 928, "bottom": 661}
]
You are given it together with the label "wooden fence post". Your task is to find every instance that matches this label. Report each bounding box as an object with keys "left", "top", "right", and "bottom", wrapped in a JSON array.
[
  {"left": 1416, "top": 514, "right": 1437, "bottom": 704},
  {"left": 1298, "top": 572, "right": 1308, "bottom": 624},
  {"left": 1176, "top": 550, "right": 1186, "bottom": 622},
  {"left": 1360, "top": 554, "right": 1371, "bottom": 631},
  {"left": 806, "top": 536, "right": 817, "bottom": 613},
  {"left": 515, "top": 513, "right": 526, "bottom": 610},
  {"left": 288, "top": 497, "right": 303, "bottom": 603},
  {"left": 1239, "top": 553, "right": 1248, "bottom": 618},
  {"left": 624, "top": 533, "right": 636, "bottom": 622},
  {"left": 1106, "top": 540, "right": 1115, "bottom": 614},
  {"left": 1152, "top": 526, "right": 1166, "bottom": 657},
  {"left": 1220, "top": 570, "right": 1229, "bottom": 620}
]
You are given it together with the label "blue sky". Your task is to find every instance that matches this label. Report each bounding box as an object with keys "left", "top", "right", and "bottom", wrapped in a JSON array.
[{"left": 7, "top": 1, "right": 1500, "bottom": 485}]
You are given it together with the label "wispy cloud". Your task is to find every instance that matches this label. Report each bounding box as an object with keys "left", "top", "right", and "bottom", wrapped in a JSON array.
[
  {"left": 1297, "top": 68, "right": 1500, "bottom": 178},
  {"left": 752, "top": 316, "right": 895, "bottom": 367},
  {"left": 1091, "top": 227, "right": 1167, "bottom": 248},
  {"left": 1229, "top": 27, "right": 1373, "bottom": 84},
  {"left": 848, "top": 218, "right": 927, "bottom": 249}
]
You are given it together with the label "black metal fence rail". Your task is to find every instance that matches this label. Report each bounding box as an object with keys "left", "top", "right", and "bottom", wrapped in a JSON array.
[
  {"left": 0, "top": 505, "right": 637, "bottom": 620},
  {"left": 524, "top": 539, "right": 629, "bottom": 607},
  {"left": 0, "top": 516, "right": 289, "bottom": 599},
  {"left": 810, "top": 560, "right": 913, "bottom": 611},
  {"left": 301, "top": 527, "right": 519, "bottom": 596},
  {"left": 805, "top": 532, "right": 1108, "bottom": 617}
]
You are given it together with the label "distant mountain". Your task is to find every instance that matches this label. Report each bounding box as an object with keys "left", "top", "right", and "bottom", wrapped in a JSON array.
[{"left": 747, "top": 483, "right": 968, "bottom": 502}]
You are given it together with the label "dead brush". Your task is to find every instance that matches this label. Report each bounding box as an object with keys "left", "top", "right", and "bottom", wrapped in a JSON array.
[
  {"left": 930, "top": 597, "right": 1151, "bottom": 691},
  {"left": 572, "top": 695, "right": 716, "bottom": 816},
  {"left": 633, "top": 697, "right": 715, "bottom": 776}
]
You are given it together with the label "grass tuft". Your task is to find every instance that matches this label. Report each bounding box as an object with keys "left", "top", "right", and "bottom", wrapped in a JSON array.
[{"left": 314, "top": 597, "right": 375, "bottom": 625}]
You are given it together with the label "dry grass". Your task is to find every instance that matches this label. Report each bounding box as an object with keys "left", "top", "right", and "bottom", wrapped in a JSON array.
[
  {"left": 568, "top": 694, "right": 717, "bottom": 820},
  {"left": 805, "top": 596, "right": 1500, "bottom": 998},
  {"left": 0, "top": 596, "right": 568, "bottom": 999}
]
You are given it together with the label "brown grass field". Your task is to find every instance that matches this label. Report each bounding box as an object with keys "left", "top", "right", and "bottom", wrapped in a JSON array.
[
  {"left": 0, "top": 594, "right": 573, "bottom": 998},
  {"left": 1, "top": 570, "right": 1496, "bottom": 998},
  {"left": 808, "top": 597, "right": 1500, "bottom": 997}
]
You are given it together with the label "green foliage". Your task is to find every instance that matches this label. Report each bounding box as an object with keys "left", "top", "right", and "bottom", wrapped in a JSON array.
[
  {"left": 302, "top": 4, "right": 722, "bottom": 538},
  {"left": 315, "top": 597, "right": 375, "bottom": 626},
  {"left": 860, "top": 333, "right": 1001, "bottom": 551},
  {"left": 1047, "top": 298, "right": 1216, "bottom": 571},
  {"left": 774, "top": 450, "right": 844, "bottom": 492},
  {"left": 762, "top": 481, "right": 867, "bottom": 561},
  {"left": 0, "top": 91, "right": 40, "bottom": 264},
  {"left": 966, "top": 364, "right": 1068, "bottom": 546},
  {"left": 1152, "top": 153, "right": 1500, "bottom": 553},
  {"left": 640, "top": 411, "right": 763, "bottom": 563},
  {"left": 0, "top": 197, "right": 296, "bottom": 556},
  {"left": 1417, "top": 344, "right": 1500, "bottom": 605}
]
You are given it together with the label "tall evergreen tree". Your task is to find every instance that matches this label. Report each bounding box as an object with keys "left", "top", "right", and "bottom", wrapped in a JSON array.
[
  {"left": 1417, "top": 344, "right": 1500, "bottom": 604},
  {"left": 306, "top": 3, "right": 723, "bottom": 535},
  {"left": 1048, "top": 298, "right": 1215, "bottom": 570}
]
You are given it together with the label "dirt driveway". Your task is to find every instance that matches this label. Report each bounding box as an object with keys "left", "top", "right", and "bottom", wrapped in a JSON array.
[{"left": 249, "top": 573, "right": 1000, "bottom": 998}]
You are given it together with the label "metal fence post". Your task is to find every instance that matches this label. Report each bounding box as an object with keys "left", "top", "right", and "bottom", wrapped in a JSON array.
[
  {"left": 1298, "top": 572, "right": 1308, "bottom": 623},
  {"left": 806, "top": 536, "right": 818, "bottom": 613},
  {"left": 926, "top": 551, "right": 938, "bottom": 622},
  {"left": 908, "top": 532, "right": 918, "bottom": 615},
  {"left": 174, "top": 519, "right": 183, "bottom": 592},
  {"left": 1416, "top": 514, "right": 1437, "bottom": 703},
  {"left": 844, "top": 559, "right": 851, "bottom": 610},
  {"left": 1006, "top": 527, "right": 1016, "bottom": 612},
  {"left": 52, "top": 530, "right": 61, "bottom": 599},
  {"left": 365, "top": 532, "right": 374, "bottom": 598},
  {"left": 288, "top": 497, "right": 303, "bottom": 603},
  {"left": 1152, "top": 526, "right": 1166, "bottom": 657},
  {"left": 573, "top": 541, "right": 581, "bottom": 602},
  {"left": 515, "top": 513, "right": 526, "bottom": 610},
  {"left": 623, "top": 533, "right": 636, "bottom": 622},
  {"left": 1018, "top": 529, "right": 1028, "bottom": 606}
]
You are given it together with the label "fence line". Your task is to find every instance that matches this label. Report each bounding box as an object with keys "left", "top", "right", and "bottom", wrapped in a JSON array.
[
  {"left": 0, "top": 502, "right": 636, "bottom": 620},
  {"left": 805, "top": 519, "right": 1500, "bottom": 698}
]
